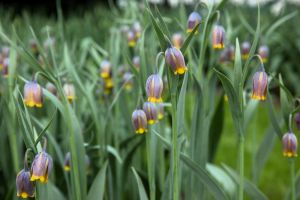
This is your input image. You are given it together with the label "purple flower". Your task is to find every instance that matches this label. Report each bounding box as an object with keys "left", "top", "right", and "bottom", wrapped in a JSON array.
[
  {"left": 251, "top": 71, "right": 268, "bottom": 101},
  {"left": 165, "top": 46, "right": 187, "bottom": 75},
  {"left": 241, "top": 41, "right": 251, "bottom": 60},
  {"left": 24, "top": 81, "right": 43, "bottom": 108},
  {"left": 295, "top": 113, "right": 300, "bottom": 131},
  {"left": 212, "top": 25, "right": 225, "bottom": 49},
  {"left": 143, "top": 102, "right": 158, "bottom": 124},
  {"left": 187, "top": 12, "right": 202, "bottom": 33},
  {"left": 258, "top": 45, "right": 269, "bottom": 63},
  {"left": 282, "top": 132, "right": 298, "bottom": 157},
  {"left": 30, "top": 151, "right": 53, "bottom": 183},
  {"left": 16, "top": 169, "right": 35, "bottom": 198},
  {"left": 172, "top": 33, "right": 184, "bottom": 49},
  {"left": 63, "top": 83, "right": 76, "bottom": 102},
  {"left": 100, "top": 60, "right": 112, "bottom": 79},
  {"left": 132, "top": 109, "right": 148, "bottom": 134},
  {"left": 146, "top": 74, "right": 163, "bottom": 103}
]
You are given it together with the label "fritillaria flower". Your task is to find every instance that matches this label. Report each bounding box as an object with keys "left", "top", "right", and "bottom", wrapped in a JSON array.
[
  {"left": 187, "top": 11, "right": 201, "bottom": 33},
  {"left": 146, "top": 74, "right": 163, "bottom": 103},
  {"left": 100, "top": 60, "right": 112, "bottom": 79},
  {"left": 241, "top": 41, "right": 250, "bottom": 60},
  {"left": 165, "top": 46, "right": 187, "bottom": 75},
  {"left": 132, "top": 56, "right": 140, "bottom": 70},
  {"left": 251, "top": 70, "right": 268, "bottom": 101},
  {"left": 127, "top": 31, "right": 136, "bottom": 47},
  {"left": 132, "top": 21, "right": 142, "bottom": 39},
  {"left": 64, "top": 152, "right": 71, "bottom": 171},
  {"left": 212, "top": 25, "right": 225, "bottom": 49},
  {"left": 30, "top": 39, "right": 39, "bottom": 56},
  {"left": 63, "top": 83, "right": 76, "bottom": 102},
  {"left": 282, "top": 132, "right": 298, "bottom": 157},
  {"left": 2, "top": 57, "right": 9, "bottom": 77},
  {"left": 30, "top": 150, "right": 53, "bottom": 183},
  {"left": 295, "top": 113, "right": 300, "bottom": 131},
  {"left": 103, "top": 78, "right": 114, "bottom": 94},
  {"left": 132, "top": 109, "right": 148, "bottom": 134},
  {"left": 143, "top": 102, "right": 158, "bottom": 124},
  {"left": 258, "top": 45, "right": 269, "bottom": 63},
  {"left": 46, "top": 82, "right": 57, "bottom": 96},
  {"left": 24, "top": 81, "right": 43, "bottom": 108},
  {"left": 172, "top": 33, "right": 184, "bottom": 49},
  {"left": 16, "top": 169, "right": 35, "bottom": 198}
]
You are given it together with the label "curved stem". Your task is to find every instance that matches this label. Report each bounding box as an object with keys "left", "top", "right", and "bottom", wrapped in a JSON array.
[
  {"left": 155, "top": 52, "right": 165, "bottom": 73},
  {"left": 288, "top": 113, "right": 293, "bottom": 132},
  {"left": 146, "top": 128, "right": 156, "bottom": 200}
]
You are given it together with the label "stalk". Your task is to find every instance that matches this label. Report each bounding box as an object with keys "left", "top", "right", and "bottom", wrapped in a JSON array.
[
  {"left": 239, "top": 136, "right": 244, "bottom": 200},
  {"left": 290, "top": 159, "right": 296, "bottom": 200},
  {"left": 146, "top": 128, "right": 156, "bottom": 200}
]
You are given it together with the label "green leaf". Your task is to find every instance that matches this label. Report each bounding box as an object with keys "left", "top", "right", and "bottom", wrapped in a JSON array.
[
  {"left": 180, "top": 23, "right": 200, "bottom": 54},
  {"left": 177, "top": 72, "right": 188, "bottom": 136},
  {"left": 132, "top": 167, "right": 149, "bottom": 200},
  {"left": 266, "top": 91, "right": 283, "bottom": 138},
  {"left": 233, "top": 38, "right": 242, "bottom": 108},
  {"left": 87, "top": 161, "right": 108, "bottom": 200},
  {"left": 279, "top": 74, "right": 294, "bottom": 128},
  {"left": 222, "top": 165, "right": 268, "bottom": 200}
]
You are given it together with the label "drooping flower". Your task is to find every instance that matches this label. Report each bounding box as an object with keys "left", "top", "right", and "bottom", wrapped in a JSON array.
[
  {"left": 187, "top": 11, "right": 202, "bottom": 33},
  {"left": 16, "top": 169, "right": 35, "bottom": 198},
  {"left": 172, "top": 33, "right": 184, "bottom": 49},
  {"left": 282, "top": 132, "right": 298, "bottom": 157},
  {"left": 64, "top": 152, "right": 71, "bottom": 171},
  {"left": 100, "top": 60, "right": 112, "bottom": 79},
  {"left": 132, "top": 109, "right": 148, "bottom": 134},
  {"left": 132, "top": 21, "right": 142, "bottom": 39},
  {"left": 45, "top": 82, "right": 57, "bottom": 96},
  {"left": 132, "top": 56, "right": 140, "bottom": 70},
  {"left": 212, "top": 25, "right": 225, "bottom": 49},
  {"left": 143, "top": 102, "right": 158, "bottom": 124},
  {"left": 165, "top": 46, "right": 187, "bottom": 75},
  {"left": 103, "top": 78, "right": 114, "bottom": 94},
  {"left": 30, "top": 150, "right": 53, "bottom": 183},
  {"left": 2, "top": 57, "right": 9, "bottom": 77},
  {"left": 251, "top": 70, "right": 268, "bottom": 101},
  {"left": 63, "top": 83, "right": 76, "bottom": 102},
  {"left": 295, "top": 113, "right": 300, "bottom": 131},
  {"left": 241, "top": 41, "right": 250, "bottom": 60},
  {"left": 146, "top": 74, "right": 163, "bottom": 103},
  {"left": 24, "top": 81, "right": 43, "bottom": 108},
  {"left": 127, "top": 31, "right": 136, "bottom": 47},
  {"left": 258, "top": 45, "right": 269, "bottom": 63}
]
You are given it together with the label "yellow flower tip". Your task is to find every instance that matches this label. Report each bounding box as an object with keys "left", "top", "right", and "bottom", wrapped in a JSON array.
[
  {"left": 175, "top": 66, "right": 188, "bottom": 75},
  {"left": 242, "top": 54, "right": 249, "bottom": 60},
  {"left": 135, "top": 33, "right": 141, "bottom": 38},
  {"left": 148, "top": 97, "right": 163, "bottom": 103},
  {"left": 224, "top": 95, "right": 228, "bottom": 102},
  {"left": 148, "top": 120, "right": 156, "bottom": 125},
  {"left": 213, "top": 44, "right": 225, "bottom": 49},
  {"left": 125, "top": 84, "right": 132, "bottom": 91},
  {"left": 283, "top": 151, "right": 297, "bottom": 157},
  {"left": 19, "top": 192, "right": 29, "bottom": 198},
  {"left": 100, "top": 72, "right": 110, "bottom": 79},
  {"left": 64, "top": 166, "right": 71, "bottom": 171},
  {"left": 36, "top": 103, "right": 43, "bottom": 108},
  {"left": 67, "top": 96, "right": 75, "bottom": 102},
  {"left": 135, "top": 128, "right": 146, "bottom": 134},
  {"left": 251, "top": 94, "right": 267, "bottom": 101},
  {"left": 262, "top": 58, "right": 268, "bottom": 63},
  {"left": 128, "top": 41, "right": 136, "bottom": 47},
  {"left": 158, "top": 114, "right": 164, "bottom": 120}
]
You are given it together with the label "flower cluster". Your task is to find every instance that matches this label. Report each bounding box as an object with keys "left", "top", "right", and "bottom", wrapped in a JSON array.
[{"left": 122, "top": 21, "right": 143, "bottom": 47}]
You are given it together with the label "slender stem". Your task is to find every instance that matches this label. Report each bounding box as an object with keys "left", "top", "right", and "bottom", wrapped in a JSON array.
[
  {"left": 290, "top": 159, "right": 296, "bottom": 200},
  {"left": 146, "top": 128, "right": 155, "bottom": 200},
  {"left": 239, "top": 136, "right": 244, "bottom": 200}
]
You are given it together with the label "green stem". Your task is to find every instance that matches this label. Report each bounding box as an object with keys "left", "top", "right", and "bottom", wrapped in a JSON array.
[
  {"left": 171, "top": 93, "right": 179, "bottom": 200},
  {"left": 290, "top": 159, "right": 296, "bottom": 200},
  {"left": 146, "top": 129, "right": 155, "bottom": 200},
  {"left": 239, "top": 136, "right": 244, "bottom": 200}
]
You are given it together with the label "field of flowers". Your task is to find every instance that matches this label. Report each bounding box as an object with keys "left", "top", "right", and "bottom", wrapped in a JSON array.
[{"left": 0, "top": 0, "right": 300, "bottom": 199}]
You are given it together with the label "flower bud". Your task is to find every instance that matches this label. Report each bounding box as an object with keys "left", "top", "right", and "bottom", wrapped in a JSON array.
[
  {"left": 46, "top": 82, "right": 57, "bottom": 96},
  {"left": 172, "top": 33, "right": 184, "bottom": 49},
  {"left": 143, "top": 102, "right": 158, "bottom": 124},
  {"left": 132, "top": 56, "right": 140, "bottom": 70},
  {"left": 100, "top": 60, "right": 112, "bottom": 79},
  {"left": 2, "top": 57, "right": 9, "bottom": 77},
  {"left": 132, "top": 109, "right": 148, "bottom": 134},
  {"left": 212, "top": 25, "right": 225, "bottom": 49},
  {"left": 251, "top": 71, "right": 268, "bottom": 101},
  {"left": 282, "top": 132, "right": 298, "bottom": 157},
  {"left": 241, "top": 41, "right": 250, "bottom": 60},
  {"left": 146, "top": 74, "right": 163, "bottom": 103},
  {"left": 24, "top": 81, "right": 43, "bottom": 108},
  {"left": 165, "top": 46, "right": 187, "bottom": 75},
  {"left": 295, "top": 113, "right": 300, "bottom": 131},
  {"left": 16, "top": 169, "right": 35, "bottom": 198},
  {"left": 258, "top": 45, "right": 269, "bottom": 63},
  {"left": 30, "top": 150, "right": 53, "bottom": 183},
  {"left": 127, "top": 31, "right": 136, "bottom": 47},
  {"left": 187, "top": 12, "right": 201, "bottom": 33},
  {"left": 63, "top": 83, "right": 76, "bottom": 102}
]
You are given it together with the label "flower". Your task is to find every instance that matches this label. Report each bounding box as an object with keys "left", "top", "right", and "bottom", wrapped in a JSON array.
[
  {"left": 123, "top": 72, "right": 133, "bottom": 91},
  {"left": 46, "top": 82, "right": 57, "bottom": 96},
  {"left": 146, "top": 74, "right": 163, "bottom": 103},
  {"left": 258, "top": 45, "right": 269, "bottom": 63},
  {"left": 165, "top": 46, "right": 187, "bottom": 75},
  {"left": 64, "top": 152, "right": 71, "bottom": 171},
  {"left": 172, "top": 33, "right": 184, "bottom": 49},
  {"left": 295, "top": 113, "right": 300, "bottom": 131},
  {"left": 132, "top": 109, "right": 148, "bottom": 134},
  {"left": 241, "top": 41, "right": 250, "bottom": 60},
  {"left": 132, "top": 21, "right": 142, "bottom": 38},
  {"left": 2, "top": 57, "right": 9, "bottom": 77},
  {"left": 63, "top": 83, "right": 76, "bottom": 102},
  {"left": 24, "top": 81, "right": 43, "bottom": 108},
  {"left": 212, "top": 25, "right": 225, "bottom": 49},
  {"left": 143, "top": 102, "right": 158, "bottom": 124},
  {"left": 282, "top": 132, "right": 298, "bottom": 157},
  {"left": 251, "top": 71, "right": 268, "bottom": 101},
  {"left": 30, "top": 39, "right": 39, "bottom": 56},
  {"left": 16, "top": 169, "right": 35, "bottom": 198},
  {"left": 127, "top": 31, "right": 136, "bottom": 47},
  {"left": 187, "top": 12, "right": 201, "bottom": 33},
  {"left": 132, "top": 56, "right": 140, "bottom": 70},
  {"left": 100, "top": 60, "right": 112, "bottom": 79},
  {"left": 30, "top": 151, "right": 53, "bottom": 183},
  {"left": 158, "top": 103, "right": 164, "bottom": 120}
]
